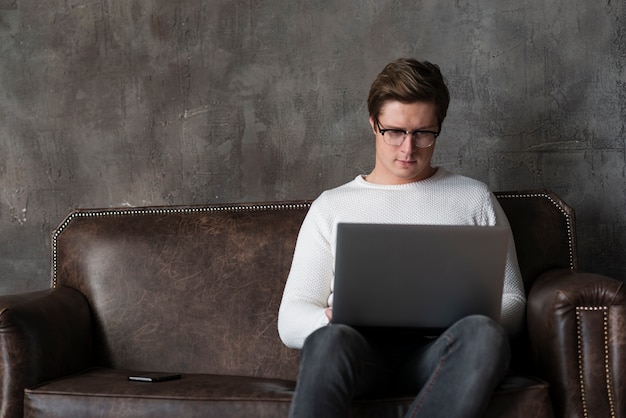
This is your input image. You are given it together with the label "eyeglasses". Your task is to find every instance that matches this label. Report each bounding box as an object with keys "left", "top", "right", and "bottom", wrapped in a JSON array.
[{"left": 376, "top": 120, "right": 439, "bottom": 148}]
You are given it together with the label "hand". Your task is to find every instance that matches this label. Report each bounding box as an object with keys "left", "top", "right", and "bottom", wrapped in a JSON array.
[{"left": 324, "top": 307, "right": 333, "bottom": 321}]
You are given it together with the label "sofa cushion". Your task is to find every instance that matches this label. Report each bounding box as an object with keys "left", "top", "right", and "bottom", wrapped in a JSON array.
[
  {"left": 484, "top": 374, "right": 554, "bottom": 418},
  {"left": 25, "top": 368, "right": 295, "bottom": 418},
  {"left": 24, "top": 368, "right": 552, "bottom": 418}
]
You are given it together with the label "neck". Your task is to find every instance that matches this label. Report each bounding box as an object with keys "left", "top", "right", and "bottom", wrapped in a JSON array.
[{"left": 365, "top": 166, "right": 437, "bottom": 185}]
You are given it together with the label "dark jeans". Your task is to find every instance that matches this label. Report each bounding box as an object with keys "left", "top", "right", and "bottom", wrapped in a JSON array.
[{"left": 288, "top": 315, "right": 510, "bottom": 418}]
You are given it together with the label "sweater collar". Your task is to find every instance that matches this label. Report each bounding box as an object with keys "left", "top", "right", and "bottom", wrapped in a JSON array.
[{"left": 355, "top": 167, "right": 446, "bottom": 189}]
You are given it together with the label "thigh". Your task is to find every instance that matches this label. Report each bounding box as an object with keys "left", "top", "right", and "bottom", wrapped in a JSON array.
[
  {"left": 299, "top": 325, "right": 396, "bottom": 394},
  {"left": 393, "top": 315, "right": 510, "bottom": 394}
]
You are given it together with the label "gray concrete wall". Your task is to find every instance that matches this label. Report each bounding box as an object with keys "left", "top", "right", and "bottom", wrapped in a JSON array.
[{"left": 1, "top": 1, "right": 624, "bottom": 294}]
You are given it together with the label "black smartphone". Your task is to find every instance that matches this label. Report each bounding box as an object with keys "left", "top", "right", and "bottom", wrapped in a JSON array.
[{"left": 128, "top": 372, "right": 182, "bottom": 382}]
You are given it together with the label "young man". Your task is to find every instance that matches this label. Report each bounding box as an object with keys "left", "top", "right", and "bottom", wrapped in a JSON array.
[{"left": 278, "top": 58, "right": 526, "bottom": 418}]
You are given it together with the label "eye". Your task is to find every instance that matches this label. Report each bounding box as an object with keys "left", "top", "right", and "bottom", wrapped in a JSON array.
[{"left": 386, "top": 129, "right": 406, "bottom": 137}]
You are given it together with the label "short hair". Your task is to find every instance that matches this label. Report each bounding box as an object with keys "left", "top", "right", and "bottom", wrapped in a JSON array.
[{"left": 367, "top": 58, "right": 450, "bottom": 128}]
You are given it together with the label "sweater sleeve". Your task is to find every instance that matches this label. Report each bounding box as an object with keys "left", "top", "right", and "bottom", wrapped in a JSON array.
[
  {"left": 278, "top": 202, "right": 333, "bottom": 349},
  {"left": 490, "top": 193, "right": 527, "bottom": 336}
]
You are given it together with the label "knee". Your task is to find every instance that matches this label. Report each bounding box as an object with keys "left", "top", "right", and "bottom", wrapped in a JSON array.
[
  {"left": 303, "top": 324, "right": 364, "bottom": 352},
  {"left": 452, "top": 315, "right": 511, "bottom": 365},
  {"left": 301, "top": 324, "right": 368, "bottom": 365},
  {"left": 455, "top": 315, "right": 507, "bottom": 340}
]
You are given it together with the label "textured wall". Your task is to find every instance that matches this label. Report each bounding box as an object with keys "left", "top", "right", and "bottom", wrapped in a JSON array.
[{"left": 1, "top": 1, "right": 625, "bottom": 294}]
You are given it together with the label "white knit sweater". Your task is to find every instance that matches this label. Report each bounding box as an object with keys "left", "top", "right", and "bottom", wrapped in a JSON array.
[{"left": 277, "top": 168, "right": 526, "bottom": 349}]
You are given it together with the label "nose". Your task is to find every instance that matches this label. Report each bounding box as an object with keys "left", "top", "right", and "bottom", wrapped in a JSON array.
[{"left": 400, "top": 134, "right": 415, "bottom": 154}]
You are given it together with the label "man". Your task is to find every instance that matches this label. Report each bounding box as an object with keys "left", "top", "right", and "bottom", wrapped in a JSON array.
[{"left": 278, "top": 58, "right": 526, "bottom": 418}]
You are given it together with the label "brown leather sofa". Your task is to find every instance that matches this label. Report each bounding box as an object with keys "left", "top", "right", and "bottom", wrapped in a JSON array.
[{"left": 0, "top": 190, "right": 623, "bottom": 417}]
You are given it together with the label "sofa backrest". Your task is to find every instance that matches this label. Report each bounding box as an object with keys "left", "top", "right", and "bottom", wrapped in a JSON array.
[
  {"left": 53, "top": 201, "right": 310, "bottom": 381},
  {"left": 494, "top": 190, "right": 577, "bottom": 293},
  {"left": 51, "top": 190, "right": 576, "bottom": 380}
]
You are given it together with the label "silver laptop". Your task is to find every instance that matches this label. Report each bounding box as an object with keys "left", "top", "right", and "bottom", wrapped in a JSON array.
[{"left": 331, "top": 223, "right": 510, "bottom": 331}]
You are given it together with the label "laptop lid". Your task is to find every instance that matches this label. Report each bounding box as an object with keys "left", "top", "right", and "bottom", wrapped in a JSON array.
[{"left": 331, "top": 223, "right": 510, "bottom": 331}]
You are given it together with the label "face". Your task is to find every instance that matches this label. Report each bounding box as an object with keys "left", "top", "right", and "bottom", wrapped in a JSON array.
[{"left": 368, "top": 101, "right": 439, "bottom": 185}]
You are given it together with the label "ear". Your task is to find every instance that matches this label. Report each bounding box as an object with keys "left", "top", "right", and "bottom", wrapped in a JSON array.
[{"left": 369, "top": 116, "right": 377, "bottom": 135}]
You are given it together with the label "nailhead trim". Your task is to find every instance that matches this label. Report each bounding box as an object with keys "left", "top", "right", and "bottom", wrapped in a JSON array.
[
  {"left": 51, "top": 202, "right": 312, "bottom": 288},
  {"left": 576, "top": 306, "right": 616, "bottom": 418},
  {"left": 53, "top": 193, "right": 575, "bottom": 285}
]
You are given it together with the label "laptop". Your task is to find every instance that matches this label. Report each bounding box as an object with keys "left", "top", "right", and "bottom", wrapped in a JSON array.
[{"left": 331, "top": 223, "right": 510, "bottom": 331}]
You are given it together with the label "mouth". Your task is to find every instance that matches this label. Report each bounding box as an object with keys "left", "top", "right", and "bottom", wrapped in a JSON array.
[{"left": 396, "top": 159, "right": 417, "bottom": 166}]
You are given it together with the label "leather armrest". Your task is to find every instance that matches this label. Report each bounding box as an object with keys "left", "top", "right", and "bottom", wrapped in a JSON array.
[
  {"left": 527, "top": 268, "right": 626, "bottom": 418},
  {"left": 0, "top": 287, "right": 93, "bottom": 418}
]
